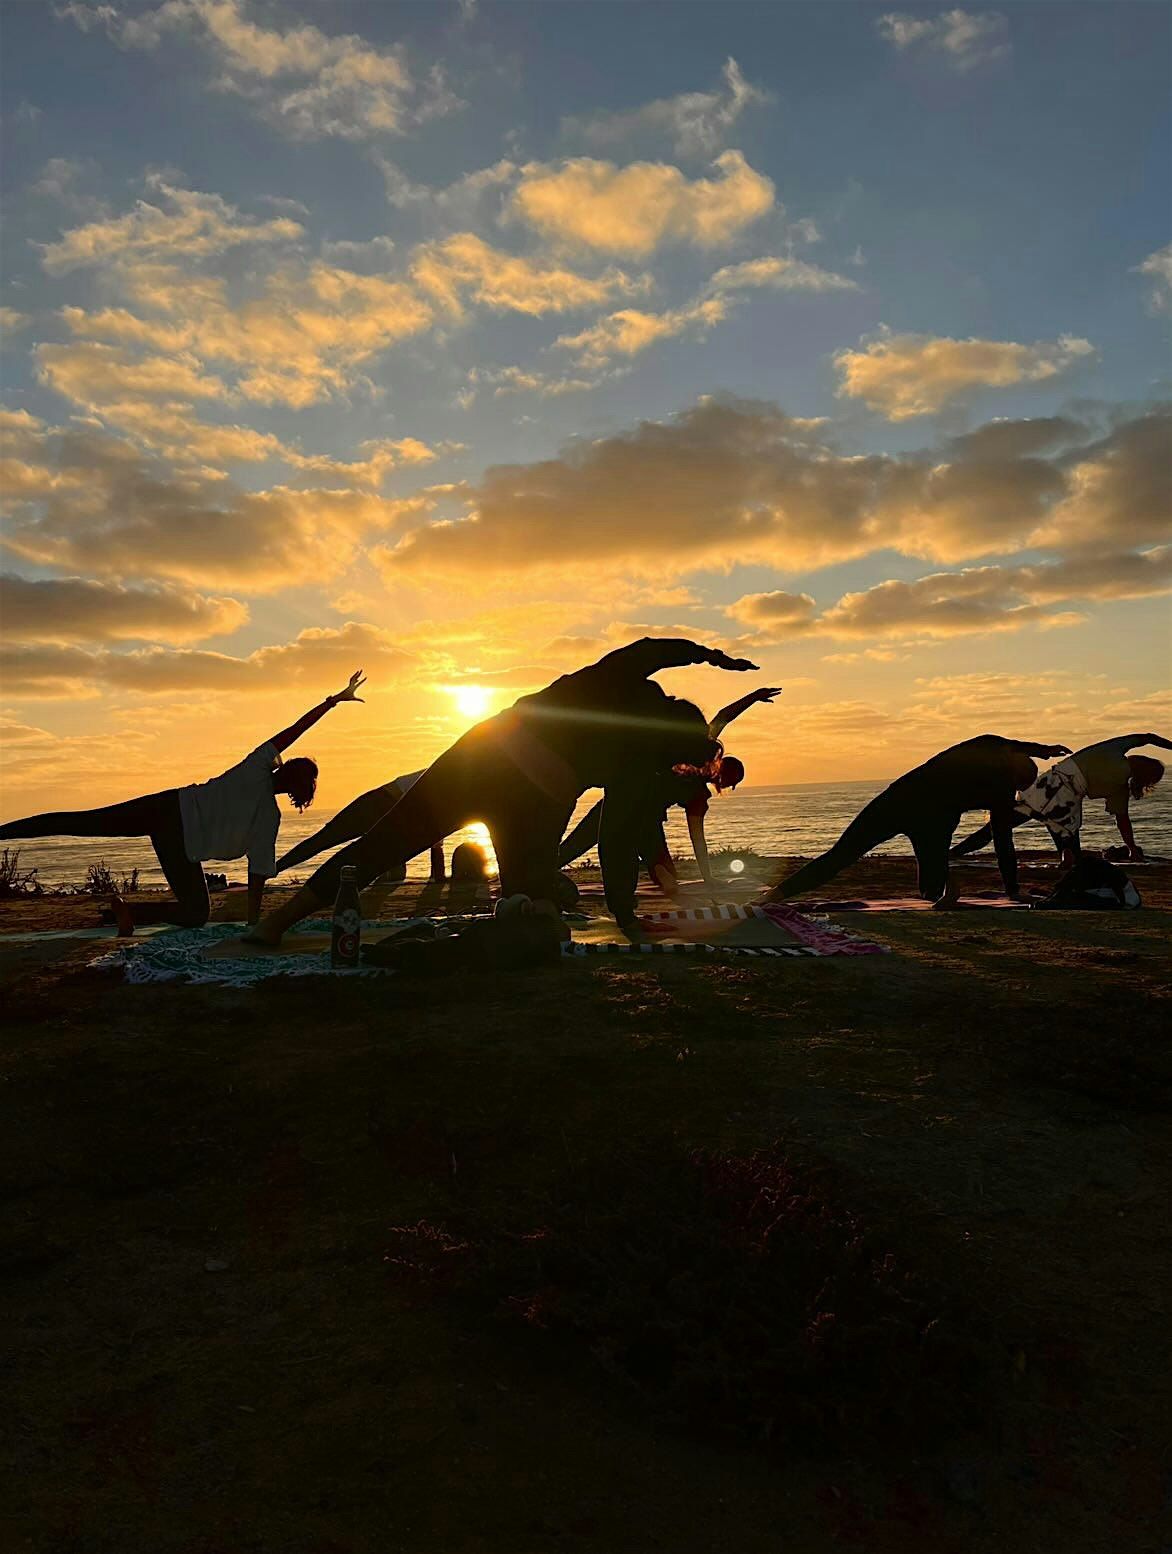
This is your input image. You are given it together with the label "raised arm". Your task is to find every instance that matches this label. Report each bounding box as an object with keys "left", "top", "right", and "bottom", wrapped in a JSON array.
[
  {"left": 998, "top": 738, "right": 1072, "bottom": 759},
  {"left": 1109, "top": 732, "right": 1172, "bottom": 753},
  {"left": 270, "top": 670, "right": 366, "bottom": 755},
  {"left": 707, "top": 686, "right": 781, "bottom": 740},
  {"left": 594, "top": 638, "right": 758, "bottom": 683}
]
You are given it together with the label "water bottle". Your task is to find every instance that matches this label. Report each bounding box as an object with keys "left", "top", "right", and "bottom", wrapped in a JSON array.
[{"left": 330, "top": 865, "right": 361, "bottom": 969}]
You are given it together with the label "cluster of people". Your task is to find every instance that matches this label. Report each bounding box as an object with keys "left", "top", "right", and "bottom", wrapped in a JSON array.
[{"left": 1, "top": 639, "right": 1166, "bottom": 942}]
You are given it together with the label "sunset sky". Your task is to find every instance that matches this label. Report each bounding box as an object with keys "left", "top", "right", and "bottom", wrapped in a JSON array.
[{"left": 2, "top": 0, "right": 1169, "bottom": 814}]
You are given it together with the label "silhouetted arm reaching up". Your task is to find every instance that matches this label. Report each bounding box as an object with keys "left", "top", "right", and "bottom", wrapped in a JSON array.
[
  {"left": 270, "top": 670, "right": 366, "bottom": 755},
  {"left": 708, "top": 686, "right": 781, "bottom": 739}
]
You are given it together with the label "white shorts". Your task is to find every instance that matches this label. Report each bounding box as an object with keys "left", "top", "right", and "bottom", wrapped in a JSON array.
[{"left": 1016, "top": 757, "right": 1087, "bottom": 843}]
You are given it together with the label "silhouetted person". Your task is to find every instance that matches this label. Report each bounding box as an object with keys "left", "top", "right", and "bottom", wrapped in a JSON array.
[
  {"left": 558, "top": 685, "right": 781, "bottom": 891},
  {"left": 0, "top": 672, "right": 366, "bottom": 931},
  {"left": 242, "top": 638, "right": 758, "bottom": 947},
  {"left": 951, "top": 732, "right": 1171, "bottom": 865},
  {"left": 765, "top": 734, "right": 1071, "bottom": 907},
  {"left": 274, "top": 765, "right": 445, "bottom": 881}
]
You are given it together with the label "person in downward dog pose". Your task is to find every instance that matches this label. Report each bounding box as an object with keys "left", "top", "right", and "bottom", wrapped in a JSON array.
[
  {"left": 241, "top": 638, "right": 759, "bottom": 948},
  {"left": 273, "top": 766, "right": 446, "bottom": 882},
  {"left": 765, "top": 733, "right": 1071, "bottom": 908},
  {"left": 950, "top": 732, "right": 1171, "bottom": 865},
  {"left": 557, "top": 685, "right": 782, "bottom": 892},
  {"left": 0, "top": 672, "right": 367, "bottom": 932}
]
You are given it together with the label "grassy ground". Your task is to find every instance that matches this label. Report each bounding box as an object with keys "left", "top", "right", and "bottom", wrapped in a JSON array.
[{"left": 1, "top": 854, "right": 1169, "bottom": 1553}]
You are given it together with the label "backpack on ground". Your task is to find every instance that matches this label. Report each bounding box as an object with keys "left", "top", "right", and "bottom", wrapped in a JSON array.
[{"left": 1035, "top": 855, "right": 1141, "bottom": 910}]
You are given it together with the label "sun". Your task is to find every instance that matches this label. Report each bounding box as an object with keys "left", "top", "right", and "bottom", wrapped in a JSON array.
[{"left": 447, "top": 684, "right": 493, "bottom": 720}]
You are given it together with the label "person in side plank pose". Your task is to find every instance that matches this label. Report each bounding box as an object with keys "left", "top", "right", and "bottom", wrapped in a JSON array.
[
  {"left": 764, "top": 733, "right": 1071, "bottom": 908},
  {"left": 0, "top": 672, "right": 366, "bottom": 932}
]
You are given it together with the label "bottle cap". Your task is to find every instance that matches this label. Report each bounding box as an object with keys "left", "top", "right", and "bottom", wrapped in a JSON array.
[{"left": 340, "top": 865, "right": 357, "bottom": 881}]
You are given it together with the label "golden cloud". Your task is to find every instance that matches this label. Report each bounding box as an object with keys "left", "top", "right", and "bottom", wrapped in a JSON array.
[
  {"left": 61, "top": 0, "right": 457, "bottom": 142},
  {"left": 377, "top": 398, "right": 1170, "bottom": 582},
  {"left": 555, "top": 297, "right": 728, "bottom": 368},
  {"left": 411, "top": 232, "right": 647, "bottom": 318},
  {"left": 509, "top": 150, "right": 774, "bottom": 257},
  {"left": 734, "top": 547, "right": 1171, "bottom": 642},
  {"left": 835, "top": 329, "right": 1095, "bottom": 419},
  {"left": 0, "top": 621, "right": 418, "bottom": 699},
  {"left": 1, "top": 418, "right": 431, "bottom": 590},
  {"left": 40, "top": 177, "right": 303, "bottom": 273},
  {"left": 0, "top": 574, "right": 248, "bottom": 644}
]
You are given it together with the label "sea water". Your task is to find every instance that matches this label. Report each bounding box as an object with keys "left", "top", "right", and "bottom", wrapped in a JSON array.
[{"left": 7, "top": 779, "right": 1170, "bottom": 890}]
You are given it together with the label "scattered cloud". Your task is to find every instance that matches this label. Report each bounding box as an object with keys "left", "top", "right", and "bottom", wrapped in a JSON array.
[
  {"left": 1, "top": 414, "right": 431, "bottom": 590},
  {"left": 374, "top": 397, "right": 1170, "bottom": 583},
  {"left": 39, "top": 176, "right": 302, "bottom": 273},
  {"left": 563, "top": 57, "right": 770, "bottom": 158},
  {"left": 728, "top": 547, "right": 1172, "bottom": 644},
  {"left": 555, "top": 296, "right": 728, "bottom": 368},
  {"left": 552, "top": 252, "right": 856, "bottom": 369},
  {"left": 0, "top": 574, "right": 248, "bottom": 643},
  {"left": 818, "top": 554, "right": 1152, "bottom": 639},
  {"left": 707, "top": 254, "right": 858, "bottom": 294},
  {"left": 60, "top": 0, "right": 460, "bottom": 141},
  {"left": 59, "top": 252, "right": 434, "bottom": 408},
  {"left": 411, "top": 232, "right": 647, "bottom": 318},
  {"left": 459, "top": 364, "right": 605, "bottom": 403},
  {"left": 0, "top": 621, "right": 418, "bottom": 698},
  {"left": 509, "top": 150, "right": 774, "bottom": 257},
  {"left": 1134, "top": 242, "right": 1172, "bottom": 314},
  {"left": 876, "top": 9, "right": 1010, "bottom": 72},
  {"left": 375, "top": 154, "right": 517, "bottom": 219},
  {"left": 727, "top": 590, "right": 818, "bottom": 633},
  {"left": 0, "top": 308, "right": 30, "bottom": 335},
  {"left": 835, "top": 328, "right": 1095, "bottom": 419}
]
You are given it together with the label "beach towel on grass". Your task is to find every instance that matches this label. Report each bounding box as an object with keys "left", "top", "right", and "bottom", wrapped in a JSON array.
[{"left": 92, "top": 919, "right": 428, "bottom": 986}]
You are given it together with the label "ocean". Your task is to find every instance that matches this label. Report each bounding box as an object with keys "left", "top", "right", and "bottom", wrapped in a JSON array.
[{"left": 7, "top": 778, "right": 1171, "bottom": 890}]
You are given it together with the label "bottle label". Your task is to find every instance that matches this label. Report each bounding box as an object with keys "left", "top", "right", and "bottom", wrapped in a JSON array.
[{"left": 332, "top": 907, "right": 361, "bottom": 965}]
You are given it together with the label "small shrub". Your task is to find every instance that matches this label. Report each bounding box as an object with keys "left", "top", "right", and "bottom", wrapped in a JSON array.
[
  {"left": 0, "top": 848, "right": 42, "bottom": 898},
  {"left": 84, "top": 860, "right": 118, "bottom": 895}
]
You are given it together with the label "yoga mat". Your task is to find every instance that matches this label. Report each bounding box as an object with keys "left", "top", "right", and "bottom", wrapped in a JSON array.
[
  {"left": 93, "top": 905, "right": 889, "bottom": 985},
  {"left": 0, "top": 923, "right": 174, "bottom": 945},
  {"left": 803, "top": 896, "right": 1034, "bottom": 912},
  {"left": 570, "top": 903, "right": 888, "bottom": 957}
]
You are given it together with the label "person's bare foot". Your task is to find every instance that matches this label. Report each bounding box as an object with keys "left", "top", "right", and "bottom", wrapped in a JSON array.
[
  {"left": 239, "top": 928, "right": 282, "bottom": 950},
  {"left": 109, "top": 895, "right": 135, "bottom": 937}
]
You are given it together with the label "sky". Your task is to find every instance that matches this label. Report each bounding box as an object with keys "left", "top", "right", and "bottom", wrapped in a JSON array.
[{"left": 1, "top": 0, "right": 1169, "bottom": 814}]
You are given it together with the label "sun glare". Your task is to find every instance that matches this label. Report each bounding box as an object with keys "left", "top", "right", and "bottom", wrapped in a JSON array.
[{"left": 447, "top": 685, "right": 493, "bottom": 720}]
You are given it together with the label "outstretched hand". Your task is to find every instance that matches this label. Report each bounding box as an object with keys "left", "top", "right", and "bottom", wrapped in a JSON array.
[
  {"left": 754, "top": 686, "right": 783, "bottom": 704},
  {"left": 1043, "top": 743, "right": 1072, "bottom": 758},
  {"left": 332, "top": 669, "right": 366, "bottom": 704},
  {"left": 710, "top": 650, "right": 759, "bottom": 671}
]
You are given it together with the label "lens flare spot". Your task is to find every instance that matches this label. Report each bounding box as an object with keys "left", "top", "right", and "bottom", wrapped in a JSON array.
[
  {"left": 447, "top": 685, "right": 493, "bottom": 720},
  {"left": 729, "top": 858, "right": 746, "bottom": 875},
  {"left": 467, "top": 821, "right": 498, "bottom": 877}
]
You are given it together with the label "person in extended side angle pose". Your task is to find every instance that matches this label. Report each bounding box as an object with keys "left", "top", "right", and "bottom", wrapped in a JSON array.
[
  {"left": 949, "top": 731, "right": 1171, "bottom": 866},
  {"left": 240, "top": 638, "right": 760, "bottom": 949},
  {"left": 0, "top": 672, "right": 367, "bottom": 933},
  {"left": 272, "top": 766, "right": 446, "bottom": 882},
  {"left": 764, "top": 733, "right": 1071, "bottom": 908},
  {"left": 557, "top": 685, "right": 782, "bottom": 893}
]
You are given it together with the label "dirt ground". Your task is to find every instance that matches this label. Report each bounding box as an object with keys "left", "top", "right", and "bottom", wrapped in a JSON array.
[{"left": 2, "top": 853, "right": 1169, "bottom": 1554}]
